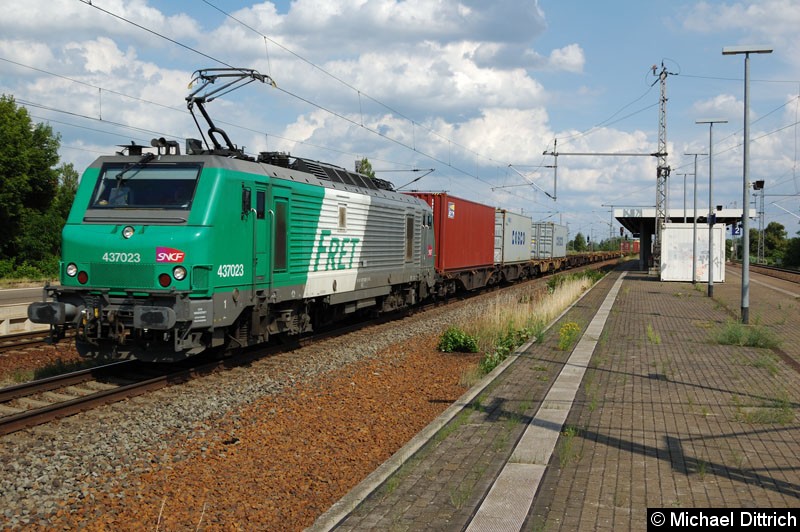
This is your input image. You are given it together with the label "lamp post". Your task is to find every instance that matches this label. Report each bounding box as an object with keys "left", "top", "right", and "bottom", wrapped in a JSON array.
[
  {"left": 696, "top": 119, "right": 727, "bottom": 297},
  {"left": 685, "top": 152, "right": 707, "bottom": 284},
  {"left": 723, "top": 45, "right": 773, "bottom": 324}
]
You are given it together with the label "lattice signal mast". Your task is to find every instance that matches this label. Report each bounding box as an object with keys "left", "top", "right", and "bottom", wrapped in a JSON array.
[{"left": 652, "top": 62, "right": 675, "bottom": 270}]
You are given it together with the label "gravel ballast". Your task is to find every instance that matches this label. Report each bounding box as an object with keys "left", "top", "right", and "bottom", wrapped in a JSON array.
[{"left": 0, "top": 281, "right": 553, "bottom": 530}]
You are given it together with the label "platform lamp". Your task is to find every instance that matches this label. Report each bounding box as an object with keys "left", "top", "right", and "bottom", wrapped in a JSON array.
[
  {"left": 723, "top": 45, "right": 773, "bottom": 324},
  {"left": 752, "top": 179, "right": 765, "bottom": 263},
  {"left": 696, "top": 119, "right": 727, "bottom": 297}
]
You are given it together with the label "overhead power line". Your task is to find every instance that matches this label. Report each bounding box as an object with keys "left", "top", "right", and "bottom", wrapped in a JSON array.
[{"left": 74, "top": 0, "right": 540, "bottom": 200}]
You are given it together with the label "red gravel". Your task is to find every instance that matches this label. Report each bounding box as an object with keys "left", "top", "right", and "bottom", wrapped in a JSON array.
[
  {"left": 0, "top": 343, "right": 83, "bottom": 386},
  {"left": 39, "top": 334, "right": 480, "bottom": 530}
]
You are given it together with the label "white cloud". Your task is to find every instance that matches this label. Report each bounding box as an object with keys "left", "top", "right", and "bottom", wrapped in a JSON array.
[
  {"left": 548, "top": 44, "right": 584, "bottom": 73},
  {"left": 64, "top": 38, "right": 138, "bottom": 75},
  {"left": 4, "top": 0, "right": 705, "bottom": 228},
  {"left": 692, "top": 94, "right": 741, "bottom": 119},
  {"left": 682, "top": 0, "right": 800, "bottom": 68}
]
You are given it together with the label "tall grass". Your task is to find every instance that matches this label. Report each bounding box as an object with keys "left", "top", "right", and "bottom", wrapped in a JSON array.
[{"left": 442, "top": 272, "right": 599, "bottom": 374}]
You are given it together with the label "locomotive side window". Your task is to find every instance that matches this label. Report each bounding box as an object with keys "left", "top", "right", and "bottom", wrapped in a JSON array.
[
  {"left": 90, "top": 164, "right": 201, "bottom": 210},
  {"left": 256, "top": 191, "right": 266, "bottom": 219},
  {"left": 338, "top": 205, "right": 347, "bottom": 230},
  {"left": 274, "top": 200, "right": 288, "bottom": 272},
  {"left": 405, "top": 214, "right": 414, "bottom": 261}
]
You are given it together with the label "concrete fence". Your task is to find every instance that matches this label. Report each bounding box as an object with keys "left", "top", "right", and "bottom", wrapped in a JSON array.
[{"left": 0, "top": 304, "right": 49, "bottom": 335}]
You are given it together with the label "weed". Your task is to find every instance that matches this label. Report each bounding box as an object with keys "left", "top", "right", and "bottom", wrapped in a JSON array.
[
  {"left": 735, "top": 390, "right": 795, "bottom": 424},
  {"left": 492, "top": 431, "right": 510, "bottom": 453},
  {"left": 557, "top": 321, "right": 581, "bottom": 351},
  {"left": 598, "top": 328, "right": 609, "bottom": 346},
  {"left": 382, "top": 476, "right": 400, "bottom": 496},
  {"left": 12, "top": 369, "right": 35, "bottom": 383},
  {"left": 588, "top": 394, "right": 600, "bottom": 413},
  {"left": 450, "top": 485, "right": 472, "bottom": 509},
  {"left": 529, "top": 517, "right": 549, "bottom": 532},
  {"left": 748, "top": 353, "right": 780, "bottom": 376},
  {"left": 715, "top": 320, "right": 781, "bottom": 349},
  {"left": 731, "top": 450, "right": 746, "bottom": 469},
  {"left": 660, "top": 357, "right": 672, "bottom": 378},
  {"left": 646, "top": 324, "right": 661, "bottom": 345},
  {"left": 434, "top": 410, "right": 471, "bottom": 443},
  {"left": 557, "top": 425, "right": 582, "bottom": 468},
  {"left": 696, "top": 459, "right": 708, "bottom": 478}
]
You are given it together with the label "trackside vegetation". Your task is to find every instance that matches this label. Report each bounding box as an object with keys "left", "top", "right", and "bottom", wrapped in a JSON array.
[
  {"left": 0, "top": 95, "right": 78, "bottom": 283},
  {"left": 439, "top": 270, "right": 604, "bottom": 375}
]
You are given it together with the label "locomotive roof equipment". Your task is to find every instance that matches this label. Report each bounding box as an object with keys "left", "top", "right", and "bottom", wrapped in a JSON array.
[{"left": 186, "top": 67, "right": 276, "bottom": 159}]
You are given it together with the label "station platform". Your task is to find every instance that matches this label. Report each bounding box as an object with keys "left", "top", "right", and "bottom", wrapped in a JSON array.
[{"left": 310, "top": 259, "right": 800, "bottom": 531}]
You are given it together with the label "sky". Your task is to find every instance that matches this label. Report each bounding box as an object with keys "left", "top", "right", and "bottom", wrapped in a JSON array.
[{"left": 2, "top": 0, "right": 799, "bottom": 243}]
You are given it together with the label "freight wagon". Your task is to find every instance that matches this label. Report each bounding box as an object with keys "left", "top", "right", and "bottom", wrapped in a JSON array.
[
  {"left": 494, "top": 209, "right": 533, "bottom": 282},
  {"left": 27, "top": 67, "right": 622, "bottom": 363},
  {"left": 403, "top": 192, "right": 496, "bottom": 292}
]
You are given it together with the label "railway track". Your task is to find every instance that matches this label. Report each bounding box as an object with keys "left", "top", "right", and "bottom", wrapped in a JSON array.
[
  {"left": 0, "top": 330, "right": 54, "bottom": 354},
  {"left": 0, "top": 257, "right": 623, "bottom": 437},
  {"left": 0, "top": 360, "right": 201, "bottom": 436},
  {"left": 727, "top": 261, "right": 800, "bottom": 284}
]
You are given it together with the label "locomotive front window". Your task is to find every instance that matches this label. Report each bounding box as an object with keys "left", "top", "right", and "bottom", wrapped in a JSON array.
[{"left": 90, "top": 164, "right": 201, "bottom": 210}]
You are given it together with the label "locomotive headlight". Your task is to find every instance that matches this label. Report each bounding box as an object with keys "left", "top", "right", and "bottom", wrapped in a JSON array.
[
  {"left": 173, "top": 266, "right": 187, "bottom": 281},
  {"left": 66, "top": 263, "right": 78, "bottom": 277},
  {"left": 122, "top": 226, "right": 135, "bottom": 239}
]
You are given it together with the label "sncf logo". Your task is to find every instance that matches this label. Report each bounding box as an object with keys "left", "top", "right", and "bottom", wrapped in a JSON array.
[{"left": 156, "top": 247, "right": 185, "bottom": 263}]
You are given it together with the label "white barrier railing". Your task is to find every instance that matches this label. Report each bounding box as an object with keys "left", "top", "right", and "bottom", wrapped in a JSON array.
[{"left": 0, "top": 304, "right": 50, "bottom": 335}]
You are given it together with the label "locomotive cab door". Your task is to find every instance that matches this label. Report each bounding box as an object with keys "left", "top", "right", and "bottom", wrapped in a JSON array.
[
  {"left": 253, "top": 183, "right": 269, "bottom": 288},
  {"left": 269, "top": 186, "right": 291, "bottom": 290}
]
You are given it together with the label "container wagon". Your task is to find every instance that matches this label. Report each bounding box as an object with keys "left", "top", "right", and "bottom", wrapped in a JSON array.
[
  {"left": 403, "top": 192, "right": 496, "bottom": 292},
  {"left": 494, "top": 209, "right": 533, "bottom": 282}
]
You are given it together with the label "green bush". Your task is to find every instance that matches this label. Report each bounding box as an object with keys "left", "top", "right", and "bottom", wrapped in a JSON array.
[
  {"left": 438, "top": 327, "right": 479, "bottom": 353},
  {"left": 0, "top": 259, "right": 14, "bottom": 278}
]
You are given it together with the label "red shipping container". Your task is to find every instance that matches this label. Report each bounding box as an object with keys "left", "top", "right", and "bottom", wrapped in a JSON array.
[{"left": 404, "top": 192, "right": 495, "bottom": 272}]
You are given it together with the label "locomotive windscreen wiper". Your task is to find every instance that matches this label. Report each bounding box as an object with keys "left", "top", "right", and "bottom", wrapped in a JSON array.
[{"left": 115, "top": 152, "right": 155, "bottom": 186}]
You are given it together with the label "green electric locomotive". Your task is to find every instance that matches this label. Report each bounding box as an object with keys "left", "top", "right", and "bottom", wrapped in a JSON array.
[{"left": 28, "top": 69, "right": 436, "bottom": 362}]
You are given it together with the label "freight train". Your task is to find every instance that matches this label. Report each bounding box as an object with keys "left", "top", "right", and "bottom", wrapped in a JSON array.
[{"left": 28, "top": 68, "right": 619, "bottom": 362}]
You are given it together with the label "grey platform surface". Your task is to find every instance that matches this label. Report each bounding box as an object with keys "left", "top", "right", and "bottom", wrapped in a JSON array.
[{"left": 317, "top": 261, "right": 800, "bottom": 531}]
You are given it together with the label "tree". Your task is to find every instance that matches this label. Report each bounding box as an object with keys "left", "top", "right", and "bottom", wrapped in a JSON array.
[
  {"left": 0, "top": 95, "right": 61, "bottom": 259},
  {"left": 785, "top": 236, "right": 800, "bottom": 269},
  {"left": 749, "top": 221, "right": 789, "bottom": 264},
  {"left": 572, "top": 232, "right": 587, "bottom": 252},
  {"left": 14, "top": 163, "right": 78, "bottom": 264},
  {"left": 356, "top": 157, "right": 375, "bottom": 178}
]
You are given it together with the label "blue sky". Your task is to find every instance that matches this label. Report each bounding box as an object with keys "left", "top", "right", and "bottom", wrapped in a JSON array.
[{"left": 1, "top": 0, "right": 798, "bottom": 241}]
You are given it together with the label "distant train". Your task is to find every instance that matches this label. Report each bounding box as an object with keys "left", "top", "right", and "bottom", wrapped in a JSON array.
[{"left": 28, "top": 68, "right": 619, "bottom": 362}]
